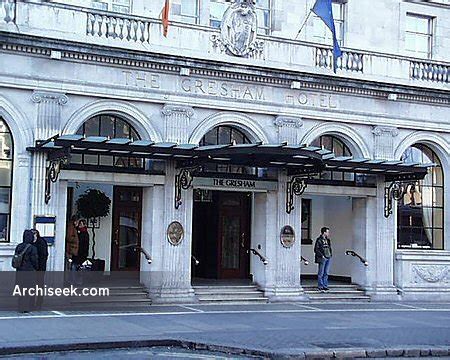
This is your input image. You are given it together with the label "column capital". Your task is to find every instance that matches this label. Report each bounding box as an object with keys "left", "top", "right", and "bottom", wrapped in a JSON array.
[
  {"left": 31, "top": 91, "right": 68, "bottom": 105},
  {"left": 273, "top": 116, "right": 303, "bottom": 129},
  {"left": 372, "top": 126, "right": 399, "bottom": 137},
  {"left": 162, "top": 104, "right": 194, "bottom": 118}
]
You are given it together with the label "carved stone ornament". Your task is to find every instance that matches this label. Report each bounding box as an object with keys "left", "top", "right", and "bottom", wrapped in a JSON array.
[
  {"left": 280, "top": 225, "right": 296, "bottom": 248},
  {"left": 413, "top": 265, "right": 450, "bottom": 284},
  {"left": 167, "top": 221, "right": 184, "bottom": 246},
  {"left": 219, "top": 0, "right": 259, "bottom": 57}
]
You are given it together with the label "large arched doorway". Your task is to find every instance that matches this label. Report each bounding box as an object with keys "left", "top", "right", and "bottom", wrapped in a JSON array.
[
  {"left": 192, "top": 126, "right": 253, "bottom": 281},
  {"left": 65, "top": 114, "right": 145, "bottom": 272},
  {"left": 0, "top": 117, "right": 13, "bottom": 243},
  {"left": 397, "top": 144, "right": 444, "bottom": 250}
]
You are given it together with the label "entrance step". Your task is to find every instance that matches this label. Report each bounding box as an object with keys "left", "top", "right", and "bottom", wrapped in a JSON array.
[
  {"left": 303, "top": 284, "right": 371, "bottom": 302},
  {"left": 193, "top": 284, "right": 268, "bottom": 304}
]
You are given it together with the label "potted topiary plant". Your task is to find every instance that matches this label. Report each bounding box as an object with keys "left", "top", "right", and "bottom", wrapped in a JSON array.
[{"left": 76, "top": 189, "right": 111, "bottom": 270}]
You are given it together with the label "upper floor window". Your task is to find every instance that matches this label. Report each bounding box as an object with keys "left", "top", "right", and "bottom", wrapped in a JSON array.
[
  {"left": 313, "top": 0, "right": 345, "bottom": 46},
  {"left": 405, "top": 13, "right": 434, "bottom": 59},
  {"left": 210, "top": 0, "right": 272, "bottom": 35},
  {"left": 92, "top": 0, "right": 130, "bottom": 13},
  {"left": 172, "top": 0, "right": 200, "bottom": 24}
]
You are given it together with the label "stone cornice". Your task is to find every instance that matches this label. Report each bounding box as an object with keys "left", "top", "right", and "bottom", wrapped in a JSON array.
[{"left": 0, "top": 32, "right": 448, "bottom": 107}]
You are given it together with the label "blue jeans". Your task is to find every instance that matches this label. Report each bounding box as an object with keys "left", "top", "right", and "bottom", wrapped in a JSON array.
[{"left": 318, "top": 257, "right": 331, "bottom": 289}]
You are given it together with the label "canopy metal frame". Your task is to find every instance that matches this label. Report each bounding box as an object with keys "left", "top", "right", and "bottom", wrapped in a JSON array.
[{"left": 28, "top": 135, "right": 432, "bottom": 215}]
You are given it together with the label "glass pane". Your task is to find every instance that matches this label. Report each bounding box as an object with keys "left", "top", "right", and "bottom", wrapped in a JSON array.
[
  {"left": 115, "top": 118, "right": 130, "bottom": 138},
  {"left": 433, "top": 187, "right": 444, "bottom": 207},
  {"left": 0, "top": 188, "right": 10, "bottom": 213},
  {"left": 181, "top": 0, "right": 197, "bottom": 16},
  {"left": 210, "top": 2, "right": 228, "bottom": 28},
  {"left": 99, "top": 155, "right": 114, "bottom": 166},
  {"left": 333, "top": 138, "right": 344, "bottom": 156},
  {"left": 84, "top": 154, "right": 99, "bottom": 165},
  {"left": 231, "top": 129, "right": 244, "bottom": 144},
  {"left": 433, "top": 229, "right": 444, "bottom": 250},
  {"left": 0, "top": 214, "right": 9, "bottom": 241},
  {"left": 202, "top": 128, "right": 218, "bottom": 145},
  {"left": 221, "top": 215, "right": 240, "bottom": 269},
  {"left": 118, "top": 211, "right": 139, "bottom": 269},
  {"left": 218, "top": 126, "right": 231, "bottom": 144},
  {"left": 310, "top": 137, "right": 321, "bottom": 147},
  {"left": 100, "top": 115, "right": 114, "bottom": 138},
  {"left": 92, "top": 1, "right": 108, "bottom": 10},
  {"left": 332, "top": 3, "right": 342, "bottom": 19},
  {"left": 0, "top": 133, "right": 12, "bottom": 160},
  {"left": 112, "top": 5, "right": 129, "bottom": 13},
  {"left": 84, "top": 118, "right": 100, "bottom": 136},
  {"left": 257, "top": 0, "right": 269, "bottom": 8},
  {"left": 0, "top": 161, "right": 12, "bottom": 186},
  {"left": 321, "top": 136, "right": 332, "bottom": 151},
  {"left": 70, "top": 153, "right": 82, "bottom": 164},
  {"left": 432, "top": 208, "right": 443, "bottom": 228}
]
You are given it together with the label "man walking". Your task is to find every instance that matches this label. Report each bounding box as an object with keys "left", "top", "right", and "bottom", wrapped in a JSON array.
[
  {"left": 32, "top": 229, "right": 48, "bottom": 310},
  {"left": 314, "top": 227, "right": 332, "bottom": 292}
]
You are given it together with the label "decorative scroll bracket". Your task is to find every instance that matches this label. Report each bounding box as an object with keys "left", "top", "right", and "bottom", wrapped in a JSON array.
[
  {"left": 384, "top": 180, "right": 416, "bottom": 218},
  {"left": 174, "top": 166, "right": 200, "bottom": 209},
  {"left": 286, "top": 176, "right": 308, "bottom": 214},
  {"left": 44, "top": 156, "right": 69, "bottom": 204}
]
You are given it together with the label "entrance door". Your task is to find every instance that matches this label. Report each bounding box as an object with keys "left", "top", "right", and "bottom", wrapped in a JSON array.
[
  {"left": 217, "top": 192, "right": 251, "bottom": 279},
  {"left": 111, "top": 187, "right": 142, "bottom": 271}
]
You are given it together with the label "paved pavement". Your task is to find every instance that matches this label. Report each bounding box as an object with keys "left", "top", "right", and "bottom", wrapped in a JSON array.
[{"left": 0, "top": 302, "right": 450, "bottom": 358}]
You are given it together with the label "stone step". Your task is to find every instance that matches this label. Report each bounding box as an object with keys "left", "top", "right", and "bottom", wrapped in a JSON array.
[
  {"left": 197, "top": 292, "right": 266, "bottom": 300},
  {"left": 308, "top": 294, "right": 371, "bottom": 301},
  {"left": 193, "top": 285, "right": 259, "bottom": 291},
  {"left": 193, "top": 288, "right": 261, "bottom": 295},
  {"left": 197, "top": 297, "right": 269, "bottom": 304},
  {"left": 72, "top": 297, "right": 152, "bottom": 304},
  {"left": 304, "top": 290, "right": 365, "bottom": 295}
]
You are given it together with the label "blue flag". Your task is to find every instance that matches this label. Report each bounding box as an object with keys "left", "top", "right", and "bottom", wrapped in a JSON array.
[{"left": 312, "top": 0, "right": 342, "bottom": 73}]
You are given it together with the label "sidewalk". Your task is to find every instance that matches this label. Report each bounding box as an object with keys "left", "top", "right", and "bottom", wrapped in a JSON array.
[{"left": 0, "top": 302, "right": 450, "bottom": 358}]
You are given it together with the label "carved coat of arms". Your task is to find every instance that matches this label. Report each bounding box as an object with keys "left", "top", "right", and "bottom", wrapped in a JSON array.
[{"left": 220, "top": 0, "right": 258, "bottom": 57}]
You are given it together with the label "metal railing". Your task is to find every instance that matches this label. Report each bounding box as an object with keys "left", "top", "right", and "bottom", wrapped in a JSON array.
[
  {"left": 345, "top": 250, "right": 368, "bottom": 267},
  {"left": 191, "top": 255, "right": 200, "bottom": 266},
  {"left": 134, "top": 246, "right": 152, "bottom": 264},
  {"left": 248, "top": 248, "right": 268, "bottom": 265},
  {"left": 300, "top": 256, "right": 310, "bottom": 266}
]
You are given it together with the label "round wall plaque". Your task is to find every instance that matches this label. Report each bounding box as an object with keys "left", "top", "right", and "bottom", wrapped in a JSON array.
[
  {"left": 280, "top": 225, "right": 295, "bottom": 248},
  {"left": 167, "top": 221, "right": 184, "bottom": 246}
]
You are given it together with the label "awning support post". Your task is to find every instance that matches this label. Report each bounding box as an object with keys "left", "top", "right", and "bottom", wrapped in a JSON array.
[{"left": 286, "top": 175, "right": 308, "bottom": 214}]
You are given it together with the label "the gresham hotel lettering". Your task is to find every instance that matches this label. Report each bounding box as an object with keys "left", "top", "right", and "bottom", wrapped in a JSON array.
[{"left": 122, "top": 70, "right": 337, "bottom": 108}]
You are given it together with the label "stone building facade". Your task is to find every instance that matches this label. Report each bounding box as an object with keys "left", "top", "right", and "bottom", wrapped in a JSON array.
[{"left": 0, "top": 0, "right": 449, "bottom": 302}]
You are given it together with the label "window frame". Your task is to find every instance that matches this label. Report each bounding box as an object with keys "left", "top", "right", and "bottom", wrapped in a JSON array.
[
  {"left": 397, "top": 144, "right": 444, "bottom": 250},
  {"left": 177, "top": 0, "right": 201, "bottom": 25},
  {"left": 0, "top": 118, "right": 13, "bottom": 243},
  {"left": 405, "top": 13, "right": 434, "bottom": 59},
  {"left": 312, "top": 0, "right": 346, "bottom": 46},
  {"left": 91, "top": 0, "right": 131, "bottom": 14}
]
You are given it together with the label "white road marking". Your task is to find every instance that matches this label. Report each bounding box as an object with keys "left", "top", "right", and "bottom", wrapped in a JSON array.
[
  {"left": 290, "top": 303, "right": 321, "bottom": 311},
  {"left": 52, "top": 311, "right": 66, "bottom": 316},
  {"left": 178, "top": 305, "right": 204, "bottom": 313},
  {"left": 393, "top": 303, "right": 425, "bottom": 310},
  {"left": 1, "top": 306, "right": 450, "bottom": 320}
]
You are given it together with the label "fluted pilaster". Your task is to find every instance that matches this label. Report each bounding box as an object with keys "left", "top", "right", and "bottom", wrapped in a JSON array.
[
  {"left": 162, "top": 104, "right": 194, "bottom": 143},
  {"left": 273, "top": 116, "right": 303, "bottom": 144},
  {"left": 372, "top": 126, "right": 399, "bottom": 161}
]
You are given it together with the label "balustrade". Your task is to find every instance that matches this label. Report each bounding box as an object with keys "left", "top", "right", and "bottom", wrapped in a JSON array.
[
  {"left": 316, "top": 47, "right": 364, "bottom": 73},
  {"left": 410, "top": 61, "right": 449, "bottom": 83},
  {"left": 1, "top": 0, "right": 15, "bottom": 24}
]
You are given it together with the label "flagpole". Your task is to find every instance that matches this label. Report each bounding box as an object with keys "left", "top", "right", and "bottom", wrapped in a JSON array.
[{"left": 295, "top": 10, "right": 312, "bottom": 40}]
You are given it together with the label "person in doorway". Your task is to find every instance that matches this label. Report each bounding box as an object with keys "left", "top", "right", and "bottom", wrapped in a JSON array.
[
  {"left": 314, "top": 227, "right": 332, "bottom": 292},
  {"left": 31, "top": 229, "right": 48, "bottom": 310},
  {"left": 66, "top": 216, "right": 79, "bottom": 270},
  {"left": 14, "top": 230, "right": 38, "bottom": 313},
  {"left": 76, "top": 219, "right": 90, "bottom": 266}
]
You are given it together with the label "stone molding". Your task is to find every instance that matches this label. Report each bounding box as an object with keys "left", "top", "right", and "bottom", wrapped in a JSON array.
[
  {"left": 162, "top": 105, "right": 195, "bottom": 119},
  {"left": 31, "top": 91, "right": 68, "bottom": 106},
  {"left": 1, "top": 42, "right": 448, "bottom": 106},
  {"left": 273, "top": 116, "right": 303, "bottom": 129},
  {"left": 372, "top": 126, "right": 399, "bottom": 137},
  {"left": 413, "top": 264, "right": 450, "bottom": 284}
]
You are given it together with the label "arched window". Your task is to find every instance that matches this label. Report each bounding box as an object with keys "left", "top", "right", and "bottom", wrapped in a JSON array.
[
  {"left": 71, "top": 114, "right": 143, "bottom": 169},
  {"left": 0, "top": 117, "right": 13, "bottom": 242},
  {"left": 398, "top": 144, "right": 444, "bottom": 250},
  {"left": 200, "top": 126, "right": 255, "bottom": 174},
  {"left": 311, "top": 135, "right": 355, "bottom": 182}
]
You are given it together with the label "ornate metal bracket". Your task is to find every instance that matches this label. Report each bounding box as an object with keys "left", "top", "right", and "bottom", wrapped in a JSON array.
[
  {"left": 286, "top": 176, "right": 308, "bottom": 214},
  {"left": 174, "top": 166, "right": 200, "bottom": 209},
  {"left": 384, "top": 181, "right": 415, "bottom": 218},
  {"left": 44, "top": 157, "right": 68, "bottom": 204}
]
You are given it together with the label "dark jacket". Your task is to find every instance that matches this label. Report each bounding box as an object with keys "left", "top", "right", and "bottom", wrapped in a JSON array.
[
  {"left": 14, "top": 230, "right": 38, "bottom": 271},
  {"left": 314, "top": 235, "right": 332, "bottom": 264},
  {"left": 33, "top": 236, "right": 49, "bottom": 271}
]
